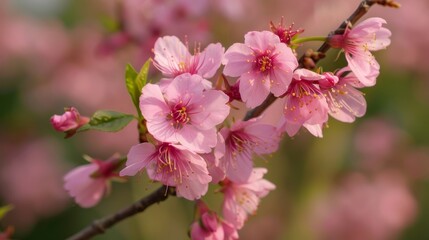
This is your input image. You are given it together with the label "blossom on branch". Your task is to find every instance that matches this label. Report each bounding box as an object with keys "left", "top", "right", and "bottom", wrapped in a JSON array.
[
  {"left": 280, "top": 69, "right": 329, "bottom": 137},
  {"left": 140, "top": 73, "right": 230, "bottom": 153},
  {"left": 329, "top": 17, "right": 391, "bottom": 87},
  {"left": 50, "top": 107, "right": 89, "bottom": 138},
  {"left": 320, "top": 68, "right": 367, "bottom": 123},
  {"left": 222, "top": 168, "right": 275, "bottom": 229},
  {"left": 64, "top": 155, "right": 122, "bottom": 208},
  {"left": 153, "top": 35, "right": 224, "bottom": 88},
  {"left": 190, "top": 200, "right": 239, "bottom": 240},
  {"left": 216, "top": 118, "right": 279, "bottom": 183},
  {"left": 120, "top": 142, "right": 212, "bottom": 200},
  {"left": 223, "top": 31, "right": 298, "bottom": 108}
]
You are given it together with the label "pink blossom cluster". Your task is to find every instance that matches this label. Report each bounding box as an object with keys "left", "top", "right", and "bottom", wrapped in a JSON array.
[
  {"left": 223, "top": 17, "right": 390, "bottom": 138},
  {"left": 57, "top": 15, "right": 392, "bottom": 240}
]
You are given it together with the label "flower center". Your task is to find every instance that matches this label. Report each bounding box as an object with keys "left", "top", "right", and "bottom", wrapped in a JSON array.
[
  {"left": 256, "top": 55, "right": 273, "bottom": 73},
  {"left": 168, "top": 104, "right": 190, "bottom": 129},
  {"left": 157, "top": 144, "right": 175, "bottom": 173}
]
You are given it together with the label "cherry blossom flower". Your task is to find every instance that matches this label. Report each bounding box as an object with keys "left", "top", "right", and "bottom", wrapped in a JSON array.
[
  {"left": 153, "top": 35, "right": 224, "bottom": 88},
  {"left": 281, "top": 69, "right": 329, "bottom": 137},
  {"left": 329, "top": 17, "right": 391, "bottom": 87},
  {"left": 222, "top": 168, "right": 275, "bottom": 229},
  {"left": 50, "top": 107, "right": 89, "bottom": 138},
  {"left": 217, "top": 118, "right": 279, "bottom": 183},
  {"left": 140, "top": 73, "right": 230, "bottom": 153},
  {"left": 270, "top": 17, "right": 304, "bottom": 45},
  {"left": 64, "top": 155, "right": 122, "bottom": 208},
  {"left": 223, "top": 31, "right": 298, "bottom": 108},
  {"left": 190, "top": 200, "right": 239, "bottom": 240},
  {"left": 320, "top": 68, "right": 367, "bottom": 123},
  {"left": 120, "top": 142, "right": 211, "bottom": 200}
]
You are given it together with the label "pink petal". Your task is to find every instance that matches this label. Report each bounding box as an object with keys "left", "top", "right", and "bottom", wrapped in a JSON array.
[
  {"left": 293, "top": 68, "right": 326, "bottom": 81},
  {"left": 64, "top": 164, "right": 106, "bottom": 208},
  {"left": 346, "top": 53, "right": 379, "bottom": 87},
  {"left": 140, "top": 83, "right": 170, "bottom": 120},
  {"left": 244, "top": 122, "right": 279, "bottom": 154},
  {"left": 327, "top": 84, "right": 366, "bottom": 123},
  {"left": 120, "top": 143, "right": 156, "bottom": 176},
  {"left": 223, "top": 192, "right": 247, "bottom": 229},
  {"left": 223, "top": 43, "right": 253, "bottom": 77},
  {"left": 196, "top": 43, "right": 225, "bottom": 78},
  {"left": 349, "top": 17, "right": 387, "bottom": 39},
  {"left": 190, "top": 89, "right": 230, "bottom": 129},
  {"left": 177, "top": 125, "right": 217, "bottom": 153},
  {"left": 303, "top": 123, "right": 324, "bottom": 138},
  {"left": 153, "top": 36, "right": 191, "bottom": 77},
  {"left": 146, "top": 116, "right": 178, "bottom": 143},
  {"left": 239, "top": 72, "right": 270, "bottom": 108},
  {"left": 225, "top": 152, "right": 253, "bottom": 184},
  {"left": 244, "top": 31, "right": 280, "bottom": 51},
  {"left": 163, "top": 73, "right": 206, "bottom": 102},
  {"left": 367, "top": 27, "right": 391, "bottom": 51}
]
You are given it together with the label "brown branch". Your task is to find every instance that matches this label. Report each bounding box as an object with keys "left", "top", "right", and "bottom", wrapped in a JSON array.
[
  {"left": 68, "top": 1, "right": 397, "bottom": 239},
  {"left": 67, "top": 185, "right": 174, "bottom": 240}
]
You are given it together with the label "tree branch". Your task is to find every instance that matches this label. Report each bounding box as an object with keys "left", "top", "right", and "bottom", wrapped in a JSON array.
[
  {"left": 67, "top": 1, "right": 397, "bottom": 239},
  {"left": 67, "top": 185, "right": 174, "bottom": 240}
]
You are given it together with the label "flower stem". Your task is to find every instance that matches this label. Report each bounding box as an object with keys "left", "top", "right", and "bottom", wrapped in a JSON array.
[{"left": 291, "top": 36, "right": 328, "bottom": 45}]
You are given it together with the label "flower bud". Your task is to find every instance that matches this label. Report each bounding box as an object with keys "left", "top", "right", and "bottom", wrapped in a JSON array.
[
  {"left": 319, "top": 72, "right": 339, "bottom": 89},
  {"left": 50, "top": 107, "right": 89, "bottom": 138}
]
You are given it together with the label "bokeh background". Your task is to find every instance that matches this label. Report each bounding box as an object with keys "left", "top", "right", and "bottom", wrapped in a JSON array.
[{"left": 1, "top": 0, "right": 428, "bottom": 239}]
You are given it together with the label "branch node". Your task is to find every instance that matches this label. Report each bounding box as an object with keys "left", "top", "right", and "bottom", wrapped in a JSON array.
[{"left": 91, "top": 221, "right": 105, "bottom": 234}]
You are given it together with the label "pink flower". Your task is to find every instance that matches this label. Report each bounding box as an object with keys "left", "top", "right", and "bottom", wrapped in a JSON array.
[
  {"left": 329, "top": 17, "right": 391, "bottom": 87},
  {"left": 223, "top": 31, "right": 298, "bottom": 108},
  {"left": 153, "top": 35, "right": 224, "bottom": 88},
  {"left": 50, "top": 107, "right": 89, "bottom": 137},
  {"left": 64, "top": 156, "right": 121, "bottom": 208},
  {"left": 281, "top": 69, "right": 329, "bottom": 137},
  {"left": 217, "top": 118, "right": 279, "bottom": 183},
  {"left": 222, "top": 168, "right": 275, "bottom": 229},
  {"left": 120, "top": 142, "right": 211, "bottom": 200},
  {"left": 190, "top": 201, "right": 239, "bottom": 240},
  {"left": 140, "top": 73, "right": 230, "bottom": 153},
  {"left": 270, "top": 17, "right": 304, "bottom": 45},
  {"left": 320, "top": 68, "right": 367, "bottom": 123}
]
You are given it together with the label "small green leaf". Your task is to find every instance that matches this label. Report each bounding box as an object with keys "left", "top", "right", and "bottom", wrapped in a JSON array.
[
  {"left": 136, "top": 59, "right": 151, "bottom": 90},
  {"left": 79, "top": 110, "right": 135, "bottom": 132},
  {"left": 125, "top": 60, "right": 151, "bottom": 118},
  {"left": 125, "top": 64, "right": 139, "bottom": 111},
  {"left": 0, "top": 205, "right": 13, "bottom": 220}
]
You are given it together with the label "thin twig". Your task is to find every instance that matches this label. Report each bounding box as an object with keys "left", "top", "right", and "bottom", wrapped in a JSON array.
[
  {"left": 67, "top": 186, "right": 173, "bottom": 240},
  {"left": 67, "top": 1, "right": 396, "bottom": 239}
]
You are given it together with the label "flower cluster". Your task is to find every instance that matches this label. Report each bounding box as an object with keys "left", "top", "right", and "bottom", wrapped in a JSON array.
[
  {"left": 223, "top": 17, "right": 390, "bottom": 138},
  {"left": 54, "top": 15, "right": 391, "bottom": 240}
]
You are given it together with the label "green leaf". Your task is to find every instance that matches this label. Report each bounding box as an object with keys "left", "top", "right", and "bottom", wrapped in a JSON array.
[
  {"left": 125, "top": 64, "right": 139, "bottom": 111},
  {"left": 79, "top": 110, "right": 135, "bottom": 132},
  {"left": 136, "top": 59, "right": 151, "bottom": 92},
  {"left": 125, "top": 60, "right": 151, "bottom": 118},
  {"left": 0, "top": 205, "right": 13, "bottom": 220}
]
